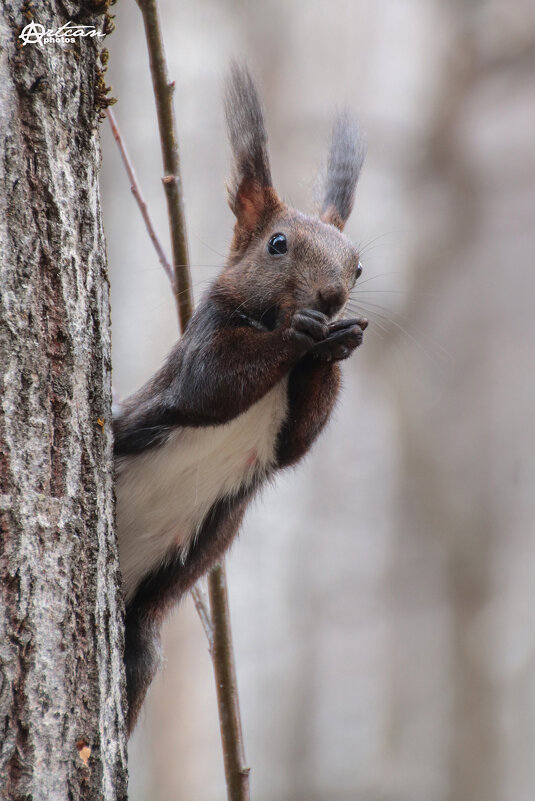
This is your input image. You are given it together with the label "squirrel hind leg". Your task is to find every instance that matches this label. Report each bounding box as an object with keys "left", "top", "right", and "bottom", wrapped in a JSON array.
[{"left": 124, "top": 608, "right": 162, "bottom": 735}]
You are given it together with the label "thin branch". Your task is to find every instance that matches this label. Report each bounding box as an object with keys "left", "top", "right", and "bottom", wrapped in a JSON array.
[
  {"left": 135, "top": 0, "right": 193, "bottom": 326},
  {"left": 190, "top": 584, "right": 213, "bottom": 649},
  {"left": 105, "top": 107, "right": 173, "bottom": 283},
  {"left": 208, "top": 562, "right": 251, "bottom": 801},
  {"left": 136, "top": 2, "right": 250, "bottom": 799}
]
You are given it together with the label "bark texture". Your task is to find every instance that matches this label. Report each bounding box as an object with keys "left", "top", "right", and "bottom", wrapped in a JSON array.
[{"left": 0, "top": 2, "right": 127, "bottom": 799}]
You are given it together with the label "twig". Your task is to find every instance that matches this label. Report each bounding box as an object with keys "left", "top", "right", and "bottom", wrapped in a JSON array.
[
  {"left": 135, "top": 2, "right": 250, "bottom": 799},
  {"left": 208, "top": 562, "right": 250, "bottom": 801},
  {"left": 105, "top": 107, "right": 173, "bottom": 283},
  {"left": 135, "top": 0, "right": 193, "bottom": 326},
  {"left": 190, "top": 584, "right": 213, "bottom": 648}
]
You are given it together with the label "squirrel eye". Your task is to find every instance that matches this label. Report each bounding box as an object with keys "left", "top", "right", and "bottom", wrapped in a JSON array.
[
  {"left": 355, "top": 261, "right": 363, "bottom": 279},
  {"left": 267, "top": 233, "right": 287, "bottom": 255}
]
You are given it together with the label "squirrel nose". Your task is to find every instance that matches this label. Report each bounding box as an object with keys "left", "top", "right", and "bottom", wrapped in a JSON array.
[{"left": 317, "top": 285, "right": 346, "bottom": 317}]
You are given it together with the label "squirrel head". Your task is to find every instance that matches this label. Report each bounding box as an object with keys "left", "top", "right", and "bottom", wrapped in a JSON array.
[{"left": 219, "top": 63, "right": 365, "bottom": 329}]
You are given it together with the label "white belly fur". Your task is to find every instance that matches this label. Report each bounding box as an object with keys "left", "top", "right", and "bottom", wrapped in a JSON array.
[{"left": 116, "top": 378, "right": 289, "bottom": 602}]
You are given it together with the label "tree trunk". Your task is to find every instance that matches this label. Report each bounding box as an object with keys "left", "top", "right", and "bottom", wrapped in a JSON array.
[{"left": 0, "top": 3, "right": 127, "bottom": 799}]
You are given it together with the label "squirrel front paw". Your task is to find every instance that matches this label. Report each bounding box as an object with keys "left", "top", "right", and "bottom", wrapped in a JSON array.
[
  {"left": 311, "top": 317, "right": 368, "bottom": 362},
  {"left": 285, "top": 309, "right": 330, "bottom": 354}
]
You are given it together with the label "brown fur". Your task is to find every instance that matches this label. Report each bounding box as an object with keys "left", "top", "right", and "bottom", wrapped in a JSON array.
[{"left": 115, "top": 64, "right": 368, "bottom": 732}]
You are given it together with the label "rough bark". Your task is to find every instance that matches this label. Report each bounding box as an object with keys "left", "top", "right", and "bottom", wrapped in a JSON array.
[{"left": 0, "top": 2, "right": 127, "bottom": 799}]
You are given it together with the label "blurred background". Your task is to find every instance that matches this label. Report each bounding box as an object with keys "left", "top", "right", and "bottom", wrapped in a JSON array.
[{"left": 101, "top": 1, "right": 535, "bottom": 799}]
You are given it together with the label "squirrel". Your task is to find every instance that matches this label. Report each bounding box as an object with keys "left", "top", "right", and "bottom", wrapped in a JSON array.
[{"left": 113, "top": 64, "right": 368, "bottom": 734}]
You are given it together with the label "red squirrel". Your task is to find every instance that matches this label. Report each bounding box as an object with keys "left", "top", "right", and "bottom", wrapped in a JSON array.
[{"left": 114, "top": 64, "right": 368, "bottom": 733}]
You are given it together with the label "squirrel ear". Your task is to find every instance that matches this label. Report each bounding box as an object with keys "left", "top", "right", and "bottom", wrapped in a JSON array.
[
  {"left": 232, "top": 177, "right": 280, "bottom": 232},
  {"left": 225, "top": 62, "right": 281, "bottom": 232},
  {"left": 319, "top": 111, "right": 365, "bottom": 231}
]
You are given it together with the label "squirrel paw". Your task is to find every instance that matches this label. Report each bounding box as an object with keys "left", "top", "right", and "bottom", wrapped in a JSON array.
[
  {"left": 311, "top": 317, "right": 368, "bottom": 362},
  {"left": 286, "top": 309, "right": 330, "bottom": 354}
]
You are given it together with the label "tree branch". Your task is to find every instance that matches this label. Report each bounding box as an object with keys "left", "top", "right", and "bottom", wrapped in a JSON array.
[
  {"left": 190, "top": 584, "right": 213, "bottom": 649},
  {"left": 135, "top": 2, "right": 250, "bottom": 798},
  {"left": 106, "top": 107, "right": 173, "bottom": 283},
  {"left": 135, "top": 0, "right": 193, "bottom": 326},
  {"left": 208, "top": 562, "right": 251, "bottom": 801}
]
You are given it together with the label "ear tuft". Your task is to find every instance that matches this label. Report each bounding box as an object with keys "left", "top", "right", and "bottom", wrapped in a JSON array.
[
  {"left": 224, "top": 62, "right": 281, "bottom": 231},
  {"left": 319, "top": 111, "right": 366, "bottom": 231}
]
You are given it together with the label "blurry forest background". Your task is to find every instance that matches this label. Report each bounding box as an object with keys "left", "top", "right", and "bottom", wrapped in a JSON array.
[{"left": 101, "top": 1, "right": 535, "bottom": 799}]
